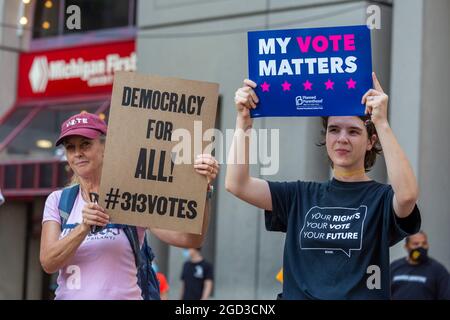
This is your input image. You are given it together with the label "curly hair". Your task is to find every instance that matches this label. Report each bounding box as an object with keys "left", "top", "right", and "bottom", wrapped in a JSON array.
[{"left": 317, "top": 116, "right": 382, "bottom": 172}]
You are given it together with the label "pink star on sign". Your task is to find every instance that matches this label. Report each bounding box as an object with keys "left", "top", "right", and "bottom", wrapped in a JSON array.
[
  {"left": 346, "top": 78, "right": 357, "bottom": 89},
  {"left": 260, "top": 82, "right": 270, "bottom": 92},
  {"left": 324, "top": 79, "right": 335, "bottom": 90},
  {"left": 281, "top": 80, "right": 292, "bottom": 91},
  {"left": 303, "top": 80, "right": 313, "bottom": 91}
]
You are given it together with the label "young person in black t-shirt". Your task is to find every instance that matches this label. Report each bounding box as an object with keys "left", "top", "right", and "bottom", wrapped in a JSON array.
[
  {"left": 391, "top": 231, "right": 449, "bottom": 300},
  {"left": 225, "top": 73, "right": 421, "bottom": 299},
  {"left": 180, "top": 248, "right": 214, "bottom": 300}
]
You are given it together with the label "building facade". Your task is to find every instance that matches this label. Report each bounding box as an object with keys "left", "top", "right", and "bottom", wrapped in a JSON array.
[{"left": 0, "top": 0, "right": 448, "bottom": 299}]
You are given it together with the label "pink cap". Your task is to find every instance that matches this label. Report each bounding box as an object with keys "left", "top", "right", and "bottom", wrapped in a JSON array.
[{"left": 55, "top": 112, "right": 107, "bottom": 146}]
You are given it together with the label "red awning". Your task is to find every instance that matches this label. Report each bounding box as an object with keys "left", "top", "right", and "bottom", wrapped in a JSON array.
[
  {"left": 0, "top": 39, "right": 135, "bottom": 198},
  {"left": 0, "top": 96, "right": 110, "bottom": 198}
]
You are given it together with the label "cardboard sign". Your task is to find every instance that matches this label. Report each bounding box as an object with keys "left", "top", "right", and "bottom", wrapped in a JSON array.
[
  {"left": 99, "top": 72, "right": 219, "bottom": 234},
  {"left": 248, "top": 25, "right": 372, "bottom": 118}
]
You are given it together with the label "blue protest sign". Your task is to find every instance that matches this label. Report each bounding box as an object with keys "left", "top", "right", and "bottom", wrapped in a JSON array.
[{"left": 248, "top": 25, "right": 372, "bottom": 118}]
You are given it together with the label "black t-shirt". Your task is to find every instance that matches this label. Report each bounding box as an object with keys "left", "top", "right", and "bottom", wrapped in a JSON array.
[
  {"left": 265, "top": 178, "right": 421, "bottom": 300},
  {"left": 391, "top": 257, "right": 450, "bottom": 300},
  {"left": 181, "top": 259, "right": 214, "bottom": 300}
]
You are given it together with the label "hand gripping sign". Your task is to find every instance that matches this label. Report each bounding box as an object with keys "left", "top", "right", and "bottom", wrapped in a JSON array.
[{"left": 248, "top": 25, "right": 372, "bottom": 118}]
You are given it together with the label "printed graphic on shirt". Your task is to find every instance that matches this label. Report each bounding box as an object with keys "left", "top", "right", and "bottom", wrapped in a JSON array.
[
  {"left": 392, "top": 275, "right": 427, "bottom": 284},
  {"left": 194, "top": 265, "right": 204, "bottom": 279},
  {"left": 61, "top": 226, "right": 121, "bottom": 242},
  {"left": 299, "top": 206, "right": 367, "bottom": 257}
]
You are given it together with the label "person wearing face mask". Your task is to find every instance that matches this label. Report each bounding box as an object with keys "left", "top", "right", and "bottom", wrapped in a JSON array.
[{"left": 390, "top": 231, "right": 450, "bottom": 300}]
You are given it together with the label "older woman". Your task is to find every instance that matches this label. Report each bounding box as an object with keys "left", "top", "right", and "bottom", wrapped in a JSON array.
[
  {"left": 226, "top": 73, "right": 421, "bottom": 299},
  {"left": 40, "top": 112, "right": 219, "bottom": 300}
]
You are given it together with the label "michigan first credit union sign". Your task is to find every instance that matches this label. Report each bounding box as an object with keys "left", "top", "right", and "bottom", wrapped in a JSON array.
[{"left": 18, "top": 40, "right": 136, "bottom": 100}]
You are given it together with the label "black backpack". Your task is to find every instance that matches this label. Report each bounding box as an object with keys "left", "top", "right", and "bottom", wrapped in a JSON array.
[{"left": 58, "top": 184, "right": 160, "bottom": 300}]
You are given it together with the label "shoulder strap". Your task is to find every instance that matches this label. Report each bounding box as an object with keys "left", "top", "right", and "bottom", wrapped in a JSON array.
[
  {"left": 142, "top": 234, "right": 155, "bottom": 262},
  {"left": 123, "top": 226, "right": 143, "bottom": 267},
  {"left": 123, "top": 226, "right": 159, "bottom": 300},
  {"left": 58, "top": 184, "right": 80, "bottom": 229},
  {"left": 123, "top": 226, "right": 157, "bottom": 268}
]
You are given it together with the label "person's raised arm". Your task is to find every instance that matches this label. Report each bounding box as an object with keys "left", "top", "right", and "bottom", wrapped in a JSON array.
[
  {"left": 225, "top": 79, "right": 272, "bottom": 211},
  {"left": 362, "top": 72, "right": 419, "bottom": 218}
]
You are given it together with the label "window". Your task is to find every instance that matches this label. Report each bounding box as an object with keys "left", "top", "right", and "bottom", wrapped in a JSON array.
[
  {"left": 32, "top": 0, "right": 136, "bottom": 39},
  {"left": 64, "top": 0, "right": 134, "bottom": 34},
  {"left": 0, "top": 102, "right": 108, "bottom": 159},
  {"left": 32, "top": 0, "right": 61, "bottom": 38}
]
